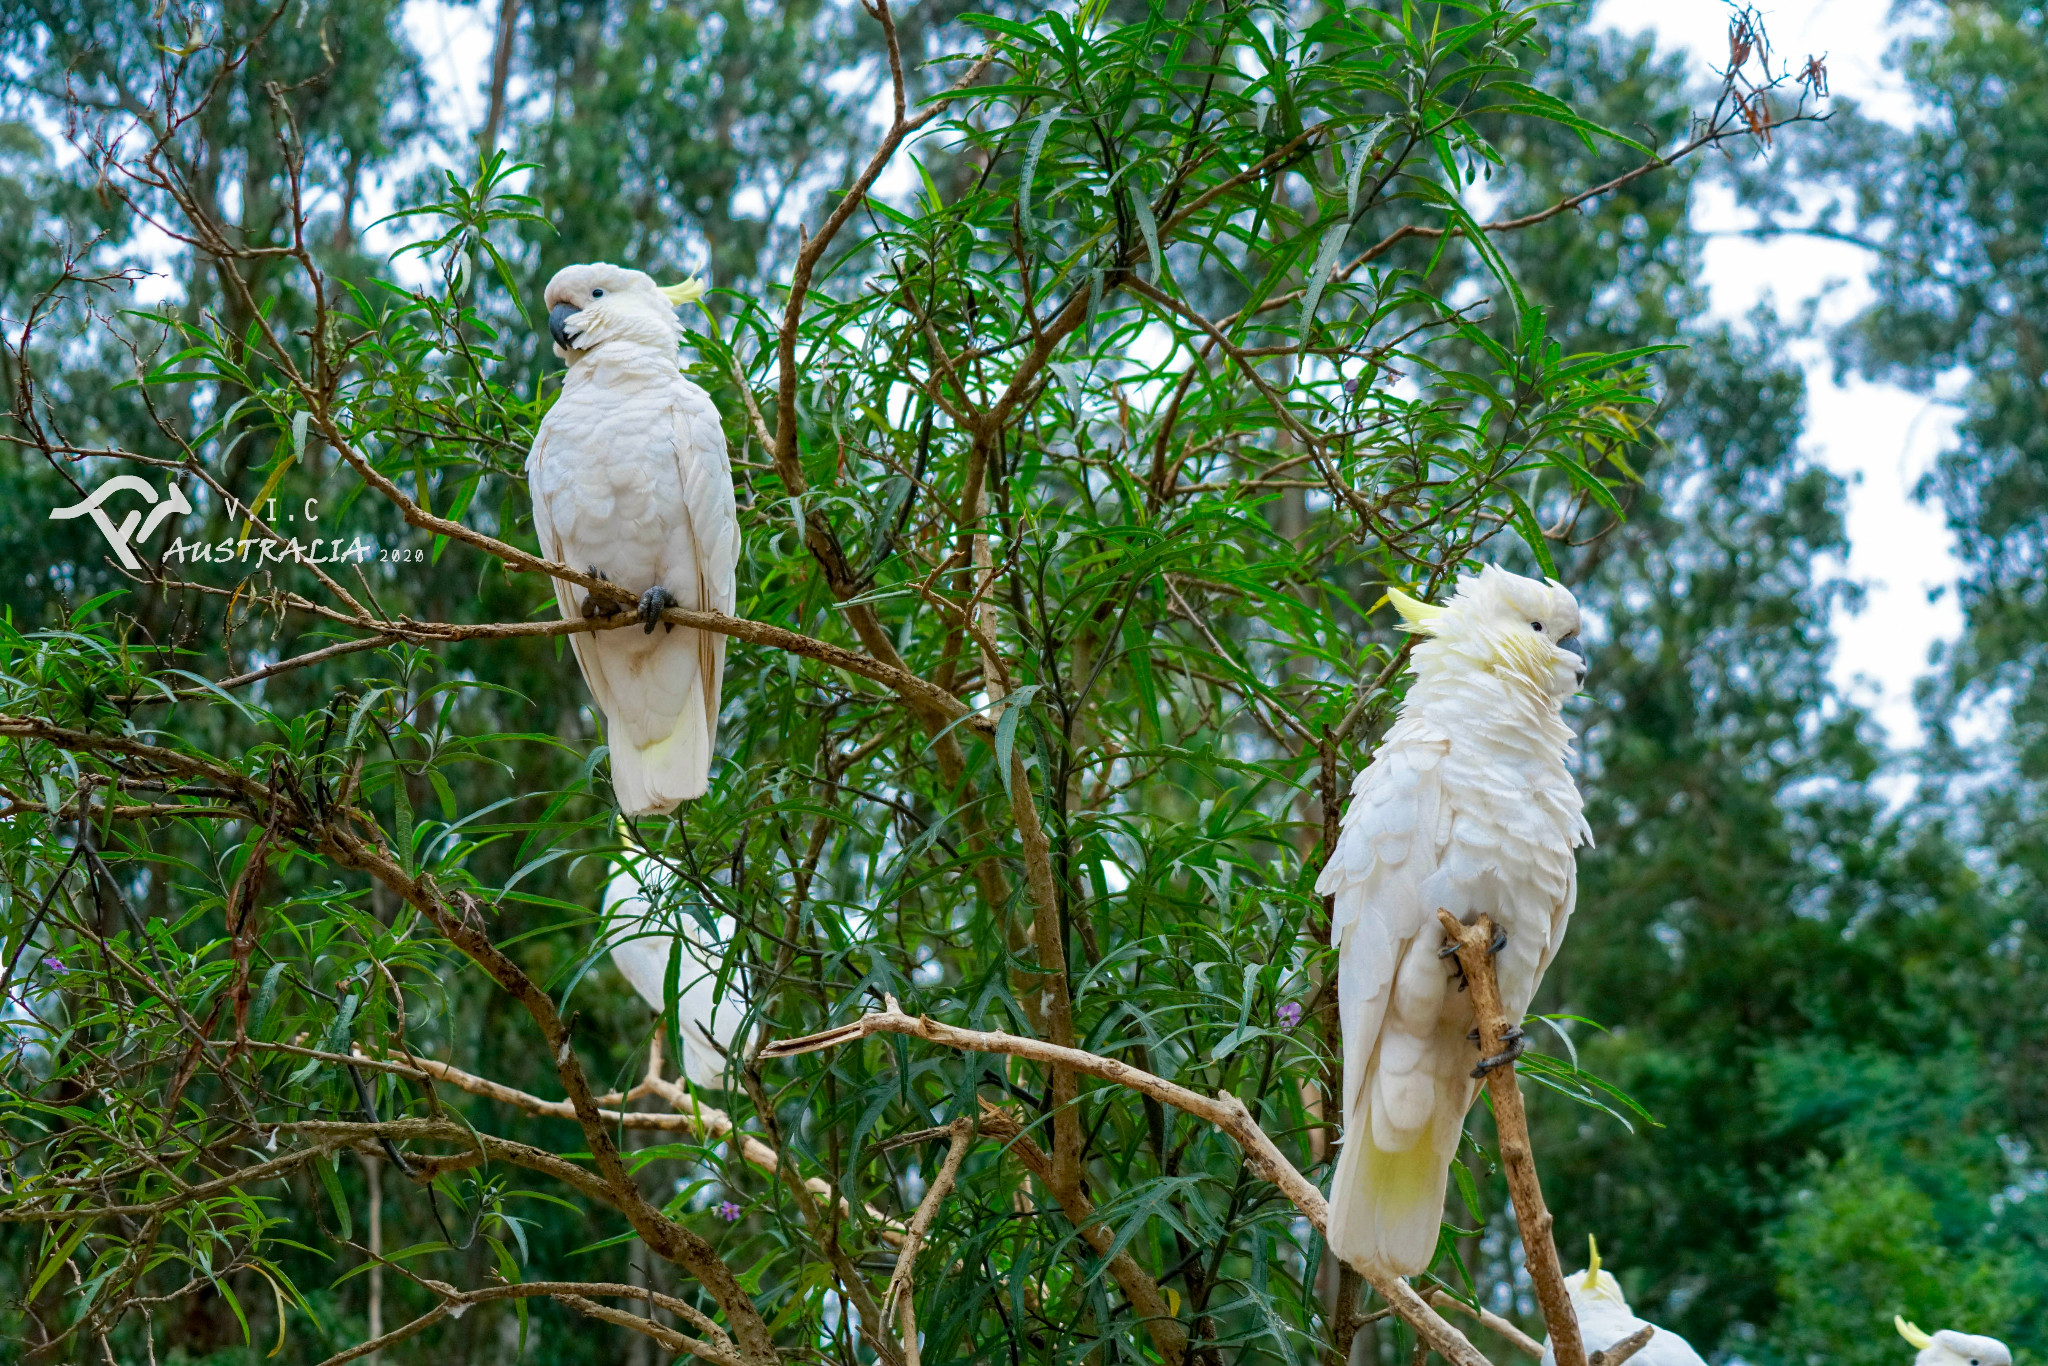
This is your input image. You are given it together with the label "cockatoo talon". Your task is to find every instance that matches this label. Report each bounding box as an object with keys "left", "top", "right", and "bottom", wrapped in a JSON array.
[
  {"left": 638, "top": 585, "right": 678, "bottom": 634},
  {"left": 1442, "top": 951, "right": 1470, "bottom": 992},
  {"left": 579, "top": 567, "right": 630, "bottom": 619},
  {"left": 1471, "top": 1027, "right": 1527, "bottom": 1077},
  {"left": 1487, "top": 925, "right": 1509, "bottom": 957}
]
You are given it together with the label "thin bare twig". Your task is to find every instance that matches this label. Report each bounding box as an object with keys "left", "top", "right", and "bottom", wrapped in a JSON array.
[
  {"left": 1589, "top": 1326, "right": 1657, "bottom": 1366},
  {"left": 1428, "top": 1289, "right": 1545, "bottom": 1359},
  {"left": 883, "top": 1117, "right": 976, "bottom": 1366}
]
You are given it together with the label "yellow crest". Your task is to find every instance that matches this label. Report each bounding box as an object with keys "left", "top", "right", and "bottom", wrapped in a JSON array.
[
  {"left": 1896, "top": 1317, "right": 1934, "bottom": 1351},
  {"left": 1584, "top": 1234, "right": 1601, "bottom": 1290},
  {"left": 1385, "top": 585, "right": 1445, "bottom": 631},
  {"left": 659, "top": 277, "right": 707, "bottom": 306}
]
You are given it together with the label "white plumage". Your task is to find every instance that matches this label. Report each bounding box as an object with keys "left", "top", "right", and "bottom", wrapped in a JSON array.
[
  {"left": 604, "top": 856, "right": 738, "bottom": 1090},
  {"left": 1897, "top": 1315, "right": 2012, "bottom": 1366},
  {"left": 1539, "top": 1242, "right": 1707, "bottom": 1366},
  {"left": 1317, "top": 565, "right": 1592, "bottom": 1276},
  {"left": 528, "top": 263, "right": 739, "bottom": 815}
]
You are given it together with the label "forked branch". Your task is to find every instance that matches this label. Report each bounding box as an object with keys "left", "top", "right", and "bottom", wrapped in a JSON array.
[{"left": 764, "top": 997, "right": 1497, "bottom": 1366}]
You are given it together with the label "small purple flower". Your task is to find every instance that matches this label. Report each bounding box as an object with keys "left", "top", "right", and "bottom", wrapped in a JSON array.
[
  {"left": 1275, "top": 1001, "right": 1303, "bottom": 1030},
  {"left": 715, "top": 1200, "right": 743, "bottom": 1222},
  {"left": 39, "top": 955, "right": 66, "bottom": 976}
]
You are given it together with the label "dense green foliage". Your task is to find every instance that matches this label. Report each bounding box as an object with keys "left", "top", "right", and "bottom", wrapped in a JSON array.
[{"left": 0, "top": 2, "right": 2037, "bottom": 1365}]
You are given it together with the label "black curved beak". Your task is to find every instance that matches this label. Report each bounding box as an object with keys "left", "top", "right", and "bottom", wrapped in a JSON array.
[
  {"left": 1560, "top": 635, "right": 1587, "bottom": 682},
  {"left": 548, "top": 302, "right": 580, "bottom": 349}
]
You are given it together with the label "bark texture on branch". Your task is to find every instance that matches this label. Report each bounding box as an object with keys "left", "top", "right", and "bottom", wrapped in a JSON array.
[
  {"left": 1589, "top": 1325, "right": 1656, "bottom": 1366},
  {"left": 764, "top": 998, "right": 1499, "bottom": 1366},
  {"left": 1436, "top": 912, "right": 1584, "bottom": 1366}
]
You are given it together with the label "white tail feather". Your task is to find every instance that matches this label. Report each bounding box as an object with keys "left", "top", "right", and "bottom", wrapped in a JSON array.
[
  {"left": 1327, "top": 1115, "right": 1455, "bottom": 1276},
  {"left": 611, "top": 704, "right": 711, "bottom": 812},
  {"left": 601, "top": 631, "right": 721, "bottom": 814}
]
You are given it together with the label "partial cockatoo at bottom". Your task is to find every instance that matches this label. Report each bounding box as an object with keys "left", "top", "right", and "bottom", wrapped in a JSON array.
[
  {"left": 528, "top": 263, "right": 738, "bottom": 815},
  {"left": 1538, "top": 1239, "right": 1706, "bottom": 1366},
  {"left": 605, "top": 854, "right": 738, "bottom": 1090},
  {"left": 1896, "top": 1316, "right": 2012, "bottom": 1366},
  {"left": 1318, "top": 565, "right": 1592, "bottom": 1276}
]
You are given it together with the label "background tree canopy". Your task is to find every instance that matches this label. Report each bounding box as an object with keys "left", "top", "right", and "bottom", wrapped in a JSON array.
[{"left": 0, "top": 2, "right": 2039, "bottom": 1364}]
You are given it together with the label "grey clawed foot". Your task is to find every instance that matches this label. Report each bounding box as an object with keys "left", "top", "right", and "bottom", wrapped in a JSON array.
[
  {"left": 1487, "top": 925, "right": 1509, "bottom": 957},
  {"left": 638, "top": 585, "right": 677, "bottom": 635},
  {"left": 1440, "top": 943, "right": 1470, "bottom": 993},
  {"left": 579, "top": 567, "right": 624, "bottom": 619},
  {"left": 1470, "top": 1025, "right": 1526, "bottom": 1078}
]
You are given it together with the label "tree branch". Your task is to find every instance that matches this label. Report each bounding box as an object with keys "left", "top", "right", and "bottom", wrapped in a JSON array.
[
  {"left": 883, "top": 1117, "right": 975, "bottom": 1366},
  {"left": 1437, "top": 913, "right": 1582, "bottom": 1366},
  {"left": 763, "top": 998, "right": 1495, "bottom": 1366}
]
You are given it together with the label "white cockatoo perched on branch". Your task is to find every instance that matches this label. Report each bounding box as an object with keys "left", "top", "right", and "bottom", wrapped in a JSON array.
[
  {"left": 1538, "top": 1239, "right": 1707, "bottom": 1366},
  {"left": 529, "top": 263, "right": 738, "bottom": 814},
  {"left": 605, "top": 845, "right": 738, "bottom": 1090},
  {"left": 1897, "top": 1316, "right": 2012, "bottom": 1366},
  {"left": 1318, "top": 564, "right": 1592, "bottom": 1276}
]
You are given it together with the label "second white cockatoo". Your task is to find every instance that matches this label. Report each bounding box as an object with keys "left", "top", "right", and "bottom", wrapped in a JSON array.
[
  {"left": 604, "top": 849, "right": 738, "bottom": 1090},
  {"left": 1538, "top": 1239, "right": 1707, "bottom": 1366},
  {"left": 1318, "top": 564, "right": 1592, "bottom": 1276},
  {"left": 528, "top": 263, "right": 739, "bottom": 814},
  {"left": 1896, "top": 1316, "right": 2012, "bottom": 1366}
]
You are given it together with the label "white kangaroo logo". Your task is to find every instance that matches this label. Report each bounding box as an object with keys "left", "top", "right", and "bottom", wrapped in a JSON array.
[{"left": 49, "top": 475, "right": 193, "bottom": 571}]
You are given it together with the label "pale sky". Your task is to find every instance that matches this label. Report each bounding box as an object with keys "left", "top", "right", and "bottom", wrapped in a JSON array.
[
  {"left": 403, "top": 0, "right": 1963, "bottom": 749},
  {"left": 1593, "top": 0, "right": 1965, "bottom": 750}
]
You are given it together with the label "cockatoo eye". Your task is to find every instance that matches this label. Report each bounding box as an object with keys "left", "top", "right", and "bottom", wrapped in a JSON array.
[
  {"left": 1530, "top": 621, "right": 1544, "bottom": 632},
  {"left": 591, "top": 288, "right": 606, "bottom": 298}
]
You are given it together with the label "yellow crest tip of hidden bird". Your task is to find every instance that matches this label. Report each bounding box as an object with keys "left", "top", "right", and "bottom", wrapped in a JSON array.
[
  {"left": 1583, "top": 1234, "right": 1601, "bottom": 1290},
  {"left": 1385, "top": 586, "right": 1445, "bottom": 630},
  {"left": 659, "top": 278, "right": 707, "bottom": 305},
  {"left": 1896, "top": 1317, "right": 1934, "bottom": 1350}
]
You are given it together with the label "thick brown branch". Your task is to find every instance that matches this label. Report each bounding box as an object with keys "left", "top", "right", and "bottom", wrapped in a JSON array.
[{"left": 1437, "top": 912, "right": 1583, "bottom": 1366}]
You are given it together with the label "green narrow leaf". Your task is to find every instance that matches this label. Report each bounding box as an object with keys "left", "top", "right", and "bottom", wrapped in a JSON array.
[
  {"left": 1131, "top": 181, "right": 1165, "bottom": 282},
  {"left": 1017, "top": 105, "right": 1064, "bottom": 237},
  {"left": 316, "top": 1154, "right": 353, "bottom": 1242},
  {"left": 320, "top": 993, "right": 360, "bottom": 1057},
  {"left": 1450, "top": 1158, "right": 1484, "bottom": 1225},
  {"left": 1503, "top": 488, "right": 1557, "bottom": 579},
  {"left": 993, "top": 685, "right": 1041, "bottom": 796},
  {"left": 27, "top": 1220, "right": 92, "bottom": 1302},
  {"left": 1297, "top": 216, "right": 1350, "bottom": 351},
  {"left": 247, "top": 962, "right": 287, "bottom": 1038}
]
